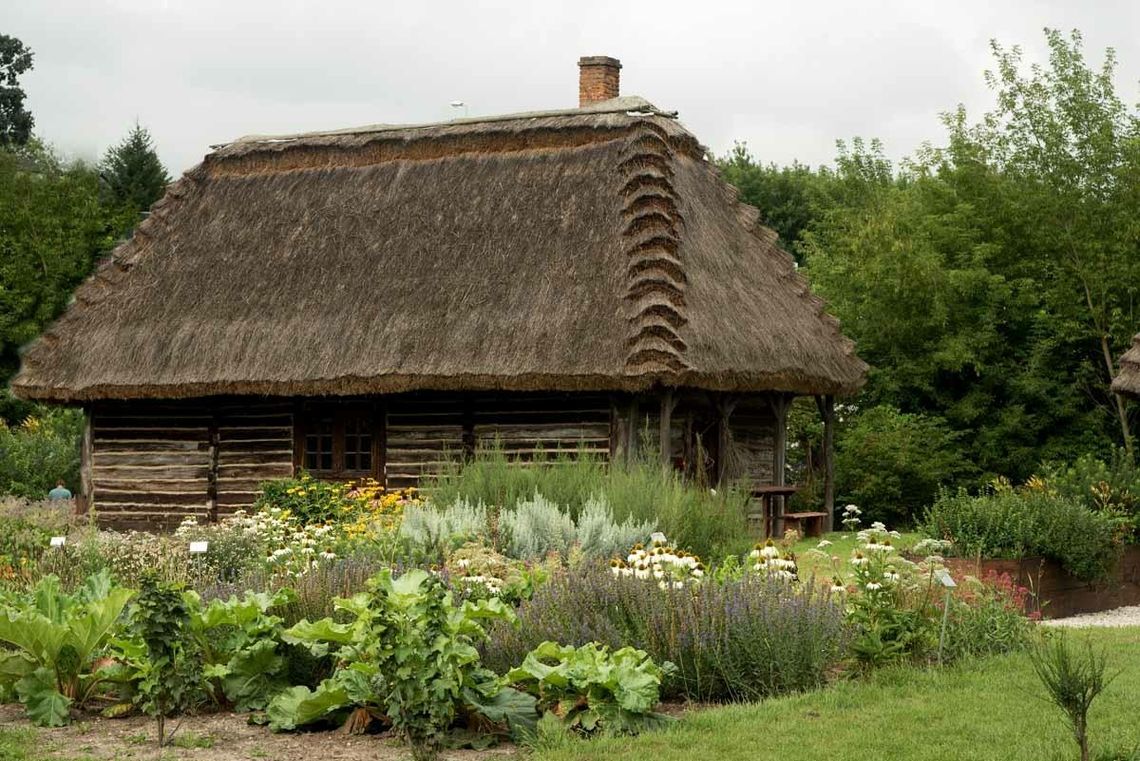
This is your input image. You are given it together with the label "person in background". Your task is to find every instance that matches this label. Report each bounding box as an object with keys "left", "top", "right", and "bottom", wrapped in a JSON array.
[{"left": 48, "top": 480, "right": 72, "bottom": 500}]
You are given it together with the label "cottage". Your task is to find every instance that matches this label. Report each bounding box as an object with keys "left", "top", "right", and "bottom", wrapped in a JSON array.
[
  {"left": 1113, "top": 335, "right": 1140, "bottom": 399},
  {"left": 12, "top": 57, "right": 866, "bottom": 530}
]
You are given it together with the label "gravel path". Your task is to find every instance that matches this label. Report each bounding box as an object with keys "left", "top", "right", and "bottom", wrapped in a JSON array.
[{"left": 1042, "top": 605, "right": 1140, "bottom": 628}]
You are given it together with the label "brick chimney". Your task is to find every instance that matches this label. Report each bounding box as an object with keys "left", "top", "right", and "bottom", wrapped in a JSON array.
[{"left": 578, "top": 56, "right": 621, "bottom": 107}]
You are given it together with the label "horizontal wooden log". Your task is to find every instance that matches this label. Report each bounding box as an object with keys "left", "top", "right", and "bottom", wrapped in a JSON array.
[
  {"left": 98, "top": 491, "right": 209, "bottom": 506},
  {"left": 94, "top": 451, "right": 211, "bottom": 467},
  {"left": 217, "top": 463, "right": 293, "bottom": 480},
  {"left": 217, "top": 450, "right": 293, "bottom": 465},
  {"left": 93, "top": 428, "right": 208, "bottom": 442},
  {"left": 93, "top": 464, "right": 210, "bottom": 479},
  {"left": 218, "top": 427, "right": 291, "bottom": 442}
]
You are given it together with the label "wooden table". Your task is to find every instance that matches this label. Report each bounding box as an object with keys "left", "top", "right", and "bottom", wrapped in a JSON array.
[{"left": 749, "top": 484, "right": 799, "bottom": 538}]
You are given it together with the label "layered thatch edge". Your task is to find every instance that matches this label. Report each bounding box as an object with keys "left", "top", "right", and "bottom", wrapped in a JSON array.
[
  {"left": 12, "top": 98, "right": 867, "bottom": 403},
  {"left": 1113, "top": 334, "right": 1140, "bottom": 399}
]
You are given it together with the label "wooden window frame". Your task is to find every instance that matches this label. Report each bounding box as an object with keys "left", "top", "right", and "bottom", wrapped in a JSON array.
[{"left": 294, "top": 403, "right": 384, "bottom": 484}]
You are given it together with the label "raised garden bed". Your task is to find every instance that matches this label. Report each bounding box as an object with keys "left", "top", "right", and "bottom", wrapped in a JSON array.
[{"left": 942, "top": 546, "right": 1140, "bottom": 619}]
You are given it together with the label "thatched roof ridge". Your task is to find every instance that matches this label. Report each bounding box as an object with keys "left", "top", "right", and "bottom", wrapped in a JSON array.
[
  {"left": 1113, "top": 334, "right": 1140, "bottom": 398},
  {"left": 12, "top": 97, "right": 866, "bottom": 403}
]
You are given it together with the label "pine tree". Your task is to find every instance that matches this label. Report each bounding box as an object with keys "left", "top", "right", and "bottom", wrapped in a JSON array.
[{"left": 99, "top": 123, "right": 171, "bottom": 212}]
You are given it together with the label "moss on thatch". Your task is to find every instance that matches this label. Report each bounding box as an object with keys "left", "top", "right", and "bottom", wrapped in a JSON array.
[{"left": 12, "top": 98, "right": 866, "bottom": 402}]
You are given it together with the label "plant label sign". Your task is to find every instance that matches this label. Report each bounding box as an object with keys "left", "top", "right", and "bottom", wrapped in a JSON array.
[
  {"left": 189, "top": 541, "right": 209, "bottom": 554},
  {"left": 935, "top": 569, "right": 956, "bottom": 588},
  {"left": 50, "top": 536, "right": 66, "bottom": 547}
]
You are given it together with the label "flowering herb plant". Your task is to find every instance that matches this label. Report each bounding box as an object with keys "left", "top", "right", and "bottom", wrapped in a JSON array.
[{"left": 609, "top": 538, "right": 705, "bottom": 590}]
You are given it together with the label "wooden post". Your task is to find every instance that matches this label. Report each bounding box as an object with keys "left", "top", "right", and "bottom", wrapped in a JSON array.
[
  {"left": 626, "top": 397, "right": 640, "bottom": 464},
  {"left": 816, "top": 394, "right": 836, "bottom": 532},
  {"left": 769, "top": 393, "right": 791, "bottom": 536},
  {"left": 78, "top": 409, "right": 94, "bottom": 516},
  {"left": 715, "top": 394, "right": 739, "bottom": 487},
  {"left": 206, "top": 416, "right": 220, "bottom": 523},
  {"left": 659, "top": 388, "right": 676, "bottom": 469}
]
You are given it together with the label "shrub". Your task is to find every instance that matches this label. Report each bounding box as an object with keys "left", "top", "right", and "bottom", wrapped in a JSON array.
[
  {"left": 575, "top": 497, "right": 656, "bottom": 559},
  {"left": 1030, "top": 634, "right": 1115, "bottom": 761},
  {"left": 1038, "top": 450, "right": 1140, "bottom": 540},
  {"left": 131, "top": 575, "right": 203, "bottom": 746},
  {"left": 482, "top": 562, "right": 846, "bottom": 702},
  {"left": 400, "top": 499, "right": 488, "bottom": 558},
  {"left": 502, "top": 493, "right": 575, "bottom": 559},
  {"left": 254, "top": 472, "right": 359, "bottom": 525},
  {"left": 505, "top": 641, "right": 673, "bottom": 736},
  {"left": 271, "top": 569, "right": 536, "bottom": 758},
  {"left": 0, "top": 570, "right": 134, "bottom": 726},
  {"left": 922, "top": 487, "right": 1122, "bottom": 581},
  {"left": 940, "top": 572, "right": 1034, "bottom": 662},
  {"left": 0, "top": 408, "right": 82, "bottom": 499},
  {"left": 426, "top": 448, "right": 749, "bottom": 560},
  {"left": 835, "top": 405, "right": 971, "bottom": 527}
]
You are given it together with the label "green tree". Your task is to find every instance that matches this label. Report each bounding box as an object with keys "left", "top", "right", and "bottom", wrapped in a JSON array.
[
  {"left": 99, "top": 122, "right": 170, "bottom": 212},
  {"left": 0, "top": 35, "right": 34, "bottom": 148},
  {"left": 0, "top": 143, "right": 135, "bottom": 421},
  {"left": 717, "top": 143, "right": 834, "bottom": 258},
  {"left": 795, "top": 30, "right": 1139, "bottom": 484}
]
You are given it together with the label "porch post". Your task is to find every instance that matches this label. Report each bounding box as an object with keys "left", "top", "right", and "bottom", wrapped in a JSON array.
[
  {"left": 626, "top": 396, "right": 640, "bottom": 464},
  {"left": 715, "top": 394, "right": 739, "bottom": 487},
  {"left": 816, "top": 394, "right": 836, "bottom": 532},
  {"left": 769, "top": 393, "right": 791, "bottom": 536},
  {"left": 78, "top": 408, "right": 94, "bottom": 516},
  {"left": 659, "top": 388, "right": 677, "bottom": 469}
]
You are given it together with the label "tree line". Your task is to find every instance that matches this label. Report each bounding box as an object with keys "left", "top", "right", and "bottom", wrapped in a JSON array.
[
  {"left": 0, "top": 33, "right": 170, "bottom": 422},
  {"left": 722, "top": 29, "right": 1140, "bottom": 517}
]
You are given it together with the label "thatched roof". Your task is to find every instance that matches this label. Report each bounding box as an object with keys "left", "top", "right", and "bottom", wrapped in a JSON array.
[
  {"left": 1113, "top": 334, "right": 1140, "bottom": 399},
  {"left": 12, "top": 96, "right": 866, "bottom": 402}
]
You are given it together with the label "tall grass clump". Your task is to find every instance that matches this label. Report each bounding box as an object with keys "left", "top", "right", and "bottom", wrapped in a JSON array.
[
  {"left": 425, "top": 446, "right": 750, "bottom": 560},
  {"left": 481, "top": 562, "right": 846, "bottom": 702},
  {"left": 922, "top": 487, "right": 1122, "bottom": 582},
  {"left": 400, "top": 499, "right": 487, "bottom": 557}
]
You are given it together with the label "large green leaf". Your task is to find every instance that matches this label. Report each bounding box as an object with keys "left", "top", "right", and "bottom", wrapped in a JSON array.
[
  {"left": 222, "top": 639, "right": 286, "bottom": 712},
  {"left": 65, "top": 586, "right": 133, "bottom": 662},
  {"left": 464, "top": 685, "right": 538, "bottom": 741},
  {"left": 16, "top": 667, "right": 71, "bottom": 727},
  {"left": 267, "top": 682, "right": 351, "bottom": 731},
  {"left": 0, "top": 611, "right": 68, "bottom": 666},
  {"left": 282, "top": 618, "right": 358, "bottom": 647}
]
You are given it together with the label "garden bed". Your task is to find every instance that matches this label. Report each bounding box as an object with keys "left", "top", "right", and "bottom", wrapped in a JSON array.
[
  {"left": 942, "top": 546, "right": 1140, "bottom": 619},
  {"left": 0, "top": 703, "right": 516, "bottom": 761}
]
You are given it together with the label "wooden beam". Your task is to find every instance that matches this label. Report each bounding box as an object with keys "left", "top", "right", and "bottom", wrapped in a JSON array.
[
  {"left": 78, "top": 409, "right": 94, "bottom": 516},
  {"left": 659, "top": 388, "right": 677, "bottom": 468},
  {"left": 769, "top": 393, "right": 791, "bottom": 536},
  {"left": 816, "top": 394, "right": 836, "bottom": 532},
  {"left": 715, "top": 394, "right": 739, "bottom": 486},
  {"left": 626, "top": 396, "right": 640, "bottom": 464},
  {"left": 206, "top": 416, "right": 220, "bottom": 523}
]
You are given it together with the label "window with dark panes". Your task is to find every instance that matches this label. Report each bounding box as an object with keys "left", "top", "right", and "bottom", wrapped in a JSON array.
[{"left": 298, "top": 408, "right": 380, "bottom": 480}]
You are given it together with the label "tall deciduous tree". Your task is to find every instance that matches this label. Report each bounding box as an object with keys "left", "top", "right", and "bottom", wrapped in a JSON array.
[
  {"left": 0, "top": 143, "right": 135, "bottom": 421},
  {"left": 99, "top": 122, "right": 171, "bottom": 212},
  {"left": 0, "top": 34, "right": 34, "bottom": 147}
]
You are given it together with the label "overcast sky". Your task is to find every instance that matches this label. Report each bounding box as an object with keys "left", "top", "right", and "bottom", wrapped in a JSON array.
[{"left": 5, "top": 0, "right": 1140, "bottom": 176}]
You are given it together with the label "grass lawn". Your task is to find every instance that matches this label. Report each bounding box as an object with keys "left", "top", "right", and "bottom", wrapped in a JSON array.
[
  {"left": 533, "top": 627, "right": 1140, "bottom": 761},
  {"left": 0, "top": 728, "right": 40, "bottom": 761},
  {"left": 789, "top": 530, "right": 922, "bottom": 582}
]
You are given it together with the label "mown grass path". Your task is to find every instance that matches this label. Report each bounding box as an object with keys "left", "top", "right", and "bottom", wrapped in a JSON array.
[{"left": 535, "top": 628, "right": 1140, "bottom": 761}]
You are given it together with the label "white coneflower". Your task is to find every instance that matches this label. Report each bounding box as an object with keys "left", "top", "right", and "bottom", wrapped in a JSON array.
[
  {"left": 883, "top": 569, "right": 900, "bottom": 582},
  {"left": 851, "top": 552, "right": 869, "bottom": 567},
  {"left": 816, "top": 539, "right": 833, "bottom": 549},
  {"left": 319, "top": 551, "right": 336, "bottom": 561},
  {"left": 865, "top": 581, "right": 883, "bottom": 591}
]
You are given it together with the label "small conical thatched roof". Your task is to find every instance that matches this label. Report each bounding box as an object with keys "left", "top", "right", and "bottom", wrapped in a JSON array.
[
  {"left": 1113, "top": 334, "right": 1140, "bottom": 399},
  {"left": 12, "top": 96, "right": 866, "bottom": 403}
]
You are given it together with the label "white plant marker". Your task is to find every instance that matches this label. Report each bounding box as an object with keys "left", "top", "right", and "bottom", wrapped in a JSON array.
[
  {"left": 50, "top": 536, "right": 66, "bottom": 547},
  {"left": 189, "top": 541, "right": 208, "bottom": 554}
]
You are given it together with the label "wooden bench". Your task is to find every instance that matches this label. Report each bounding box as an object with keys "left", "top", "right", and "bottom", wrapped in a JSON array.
[
  {"left": 749, "top": 485, "right": 799, "bottom": 538},
  {"left": 781, "top": 511, "right": 828, "bottom": 538}
]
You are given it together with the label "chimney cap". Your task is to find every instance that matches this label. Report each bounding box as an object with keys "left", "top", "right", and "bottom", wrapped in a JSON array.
[{"left": 578, "top": 55, "right": 622, "bottom": 69}]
